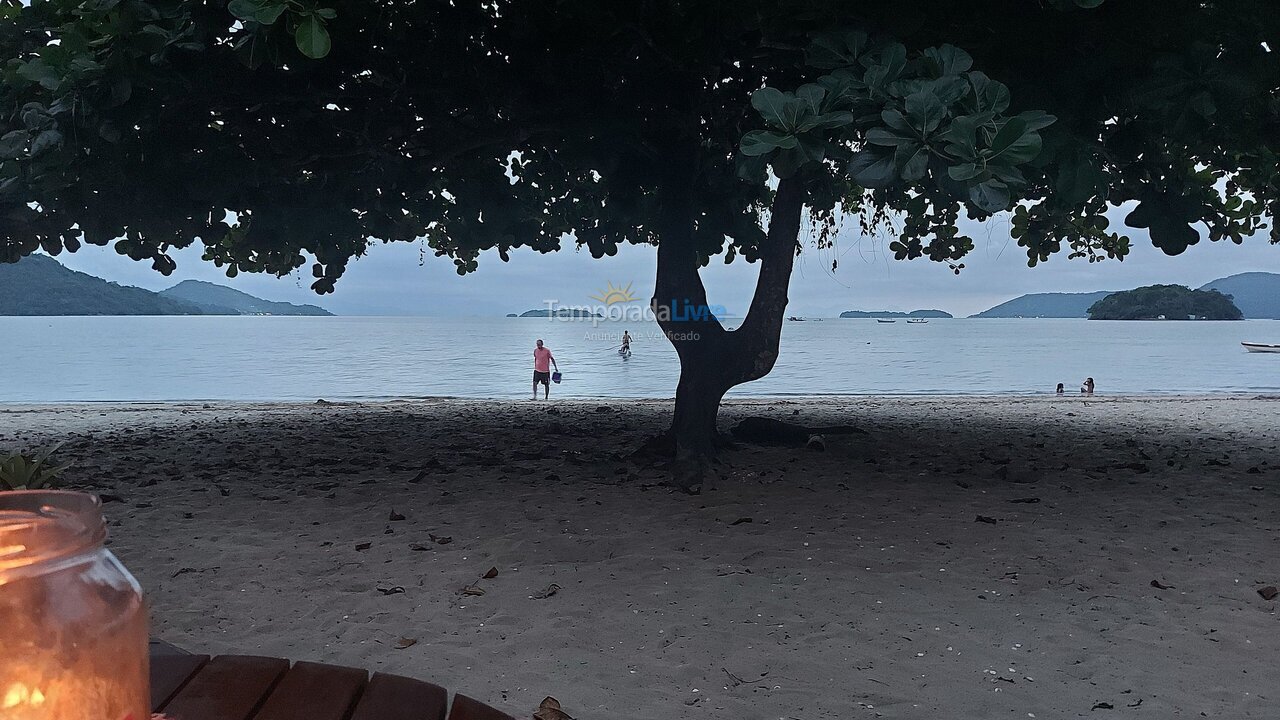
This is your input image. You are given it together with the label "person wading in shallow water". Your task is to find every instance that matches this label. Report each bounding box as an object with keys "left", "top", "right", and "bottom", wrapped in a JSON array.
[{"left": 533, "top": 339, "right": 558, "bottom": 400}]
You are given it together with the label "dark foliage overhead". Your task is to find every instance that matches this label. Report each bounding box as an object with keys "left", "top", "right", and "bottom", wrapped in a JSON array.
[{"left": 2, "top": 0, "right": 1277, "bottom": 292}]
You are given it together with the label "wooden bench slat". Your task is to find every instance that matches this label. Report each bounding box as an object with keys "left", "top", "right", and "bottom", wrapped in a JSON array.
[
  {"left": 252, "top": 661, "right": 368, "bottom": 720},
  {"left": 150, "top": 654, "right": 210, "bottom": 712},
  {"left": 158, "top": 655, "right": 289, "bottom": 720},
  {"left": 447, "top": 694, "right": 515, "bottom": 720},
  {"left": 349, "top": 672, "right": 449, "bottom": 720}
]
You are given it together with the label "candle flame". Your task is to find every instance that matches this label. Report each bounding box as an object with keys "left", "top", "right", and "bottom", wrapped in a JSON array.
[{"left": 2, "top": 683, "right": 45, "bottom": 708}]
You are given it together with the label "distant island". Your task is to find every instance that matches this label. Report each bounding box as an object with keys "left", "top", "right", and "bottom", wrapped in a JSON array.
[
  {"left": 839, "top": 309, "right": 952, "bottom": 319},
  {"left": 161, "top": 280, "right": 332, "bottom": 316},
  {"left": 973, "top": 272, "right": 1280, "bottom": 319},
  {"left": 0, "top": 255, "right": 333, "bottom": 316},
  {"left": 970, "top": 291, "right": 1114, "bottom": 318},
  {"left": 1087, "top": 285, "right": 1243, "bottom": 320},
  {"left": 517, "top": 308, "right": 604, "bottom": 318},
  {"left": 1198, "top": 272, "right": 1280, "bottom": 319}
]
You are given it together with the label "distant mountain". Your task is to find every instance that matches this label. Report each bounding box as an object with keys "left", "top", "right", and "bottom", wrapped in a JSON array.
[
  {"left": 1198, "top": 272, "right": 1280, "bottom": 319},
  {"left": 840, "top": 309, "right": 952, "bottom": 319},
  {"left": 1088, "top": 285, "right": 1242, "bottom": 320},
  {"left": 518, "top": 308, "right": 603, "bottom": 318},
  {"left": 970, "top": 291, "right": 1114, "bottom": 318},
  {"left": 161, "top": 280, "right": 332, "bottom": 316},
  {"left": 0, "top": 255, "right": 211, "bottom": 316}
]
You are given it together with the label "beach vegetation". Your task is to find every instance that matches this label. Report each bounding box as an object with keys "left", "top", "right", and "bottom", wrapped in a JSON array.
[{"left": 0, "top": 443, "right": 71, "bottom": 491}]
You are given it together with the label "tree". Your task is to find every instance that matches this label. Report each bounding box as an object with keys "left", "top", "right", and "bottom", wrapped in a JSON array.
[{"left": 3, "top": 1, "right": 1278, "bottom": 485}]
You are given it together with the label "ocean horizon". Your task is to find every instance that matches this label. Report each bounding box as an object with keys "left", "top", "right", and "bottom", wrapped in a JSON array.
[{"left": 5, "top": 316, "right": 1279, "bottom": 403}]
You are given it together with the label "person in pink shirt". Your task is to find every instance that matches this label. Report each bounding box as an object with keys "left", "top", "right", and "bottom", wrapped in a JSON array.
[{"left": 532, "top": 339, "right": 558, "bottom": 399}]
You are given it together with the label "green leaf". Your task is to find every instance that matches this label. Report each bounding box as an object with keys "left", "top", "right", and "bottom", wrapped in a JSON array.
[
  {"left": 255, "top": 3, "right": 288, "bottom": 24},
  {"left": 948, "top": 162, "right": 981, "bottom": 181},
  {"left": 227, "top": 0, "right": 264, "bottom": 22},
  {"left": 881, "top": 109, "right": 911, "bottom": 132},
  {"left": 295, "top": 16, "right": 332, "bottom": 59},
  {"left": 969, "top": 179, "right": 1011, "bottom": 212},
  {"left": 1189, "top": 91, "right": 1216, "bottom": 118},
  {"left": 740, "top": 130, "right": 798, "bottom": 156},
  {"left": 795, "top": 84, "right": 826, "bottom": 115},
  {"left": 808, "top": 111, "right": 854, "bottom": 130},
  {"left": 1076, "top": 0, "right": 1106, "bottom": 7},
  {"left": 805, "top": 31, "right": 869, "bottom": 69},
  {"left": 0, "top": 131, "right": 30, "bottom": 160},
  {"left": 929, "top": 76, "right": 970, "bottom": 105},
  {"left": 17, "top": 60, "right": 61, "bottom": 91},
  {"left": 923, "top": 44, "right": 974, "bottom": 76},
  {"left": 896, "top": 143, "right": 929, "bottom": 181},
  {"left": 315, "top": 8, "right": 338, "bottom": 20},
  {"left": 849, "top": 148, "right": 898, "bottom": 188},
  {"left": 1015, "top": 110, "right": 1057, "bottom": 131},
  {"left": 938, "top": 115, "right": 981, "bottom": 159},
  {"left": 988, "top": 117, "right": 1028, "bottom": 158},
  {"left": 751, "top": 87, "right": 789, "bottom": 128},
  {"left": 966, "top": 72, "right": 1010, "bottom": 114},
  {"left": 29, "top": 130, "right": 62, "bottom": 156},
  {"left": 905, "top": 91, "right": 947, "bottom": 134},
  {"left": 817, "top": 70, "right": 867, "bottom": 108},
  {"left": 865, "top": 128, "right": 913, "bottom": 146}
]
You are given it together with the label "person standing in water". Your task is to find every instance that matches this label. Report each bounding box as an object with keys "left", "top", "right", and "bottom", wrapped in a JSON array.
[
  {"left": 621, "top": 330, "right": 632, "bottom": 354},
  {"left": 533, "top": 339, "right": 558, "bottom": 400}
]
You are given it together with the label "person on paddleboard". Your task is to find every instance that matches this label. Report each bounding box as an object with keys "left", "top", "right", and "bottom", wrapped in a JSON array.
[{"left": 621, "top": 330, "right": 632, "bottom": 355}]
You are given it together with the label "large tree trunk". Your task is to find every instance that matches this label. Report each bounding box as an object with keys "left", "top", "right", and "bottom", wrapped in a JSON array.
[{"left": 651, "top": 177, "right": 806, "bottom": 488}]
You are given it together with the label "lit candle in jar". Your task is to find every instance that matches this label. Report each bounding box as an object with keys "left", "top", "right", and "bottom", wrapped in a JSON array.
[{"left": 0, "top": 491, "right": 149, "bottom": 720}]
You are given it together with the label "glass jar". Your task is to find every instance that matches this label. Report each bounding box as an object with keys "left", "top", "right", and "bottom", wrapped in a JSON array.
[{"left": 0, "top": 490, "right": 148, "bottom": 720}]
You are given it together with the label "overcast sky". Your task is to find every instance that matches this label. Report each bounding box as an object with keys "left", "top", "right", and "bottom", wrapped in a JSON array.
[{"left": 53, "top": 208, "right": 1277, "bottom": 318}]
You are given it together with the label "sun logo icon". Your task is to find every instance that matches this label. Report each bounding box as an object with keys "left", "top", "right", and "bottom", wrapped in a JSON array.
[{"left": 590, "top": 281, "right": 639, "bottom": 305}]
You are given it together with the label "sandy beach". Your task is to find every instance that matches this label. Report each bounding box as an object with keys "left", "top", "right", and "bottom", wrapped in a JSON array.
[{"left": 3, "top": 396, "right": 1278, "bottom": 719}]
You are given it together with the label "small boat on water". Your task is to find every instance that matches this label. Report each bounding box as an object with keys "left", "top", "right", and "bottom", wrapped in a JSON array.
[
  {"left": 788, "top": 316, "right": 806, "bottom": 322},
  {"left": 1242, "top": 342, "right": 1280, "bottom": 353},
  {"left": 876, "top": 319, "right": 896, "bottom": 324},
  {"left": 906, "top": 318, "right": 928, "bottom": 324}
]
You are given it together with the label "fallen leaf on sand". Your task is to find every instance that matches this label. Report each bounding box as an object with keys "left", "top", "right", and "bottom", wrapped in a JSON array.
[
  {"left": 409, "top": 543, "right": 431, "bottom": 551},
  {"left": 482, "top": 567, "right": 499, "bottom": 579},
  {"left": 975, "top": 515, "right": 998, "bottom": 524},
  {"left": 534, "top": 696, "right": 575, "bottom": 720},
  {"left": 389, "top": 509, "right": 406, "bottom": 521},
  {"left": 1150, "top": 579, "right": 1174, "bottom": 590},
  {"left": 376, "top": 585, "right": 405, "bottom": 595},
  {"left": 355, "top": 542, "right": 372, "bottom": 551},
  {"left": 462, "top": 584, "right": 486, "bottom": 596},
  {"left": 1258, "top": 585, "right": 1278, "bottom": 600},
  {"left": 429, "top": 534, "right": 453, "bottom": 545},
  {"left": 531, "top": 583, "right": 561, "bottom": 599},
  {"left": 394, "top": 637, "right": 417, "bottom": 649},
  {"left": 1091, "top": 702, "right": 1113, "bottom": 710},
  {"left": 1008, "top": 497, "right": 1040, "bottom": 504},
  {"left": 730, "top": 517, "right": 753, "bottom": 526}
]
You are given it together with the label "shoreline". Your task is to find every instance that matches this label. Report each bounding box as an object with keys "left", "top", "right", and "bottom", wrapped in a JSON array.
[
  {"left": 3, "top": 390, "right": 1278, "bottom": 410},
  {"left": 2, "top": 397, "right": 1278, "bottom": 718}
]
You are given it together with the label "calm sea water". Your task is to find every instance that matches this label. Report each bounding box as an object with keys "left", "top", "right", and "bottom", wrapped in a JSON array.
[{"left": 3, "top": 316, "right": 1279, "bottom": 403}]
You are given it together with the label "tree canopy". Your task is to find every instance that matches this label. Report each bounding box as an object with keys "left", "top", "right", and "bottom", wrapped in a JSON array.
[{"left": 3, "top": 0, "right": 1277, "bottom": 290}]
